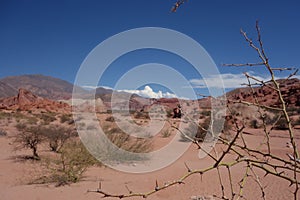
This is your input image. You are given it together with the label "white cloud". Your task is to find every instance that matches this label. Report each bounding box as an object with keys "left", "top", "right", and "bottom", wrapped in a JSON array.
[
  {"left": 81, "top": 85, "right": 113, "bottom": 90},
  {"left": 81, "top": 85, "right": 98, "bottom": 90},
  {"left": 189, "top": 73, "right": 284, "bottom": 89},
  {"left": 117, "top": 85, "right": 178, "bottom": 99},
  {"left": 100, "top": 86, "right": 114, "bottom": 90}
]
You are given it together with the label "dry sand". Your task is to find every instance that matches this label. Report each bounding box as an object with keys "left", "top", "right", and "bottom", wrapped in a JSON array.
[{"left": 1, "top": 125, "right": 299, "bottom": 200}]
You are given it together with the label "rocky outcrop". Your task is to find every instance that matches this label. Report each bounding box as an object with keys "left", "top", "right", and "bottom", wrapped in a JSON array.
[
  {"left": 226, "top": 78, "right": 300, "bottom": 108},
  {"left": 0, "top": 88, "right": 70, "bottom": 113}
]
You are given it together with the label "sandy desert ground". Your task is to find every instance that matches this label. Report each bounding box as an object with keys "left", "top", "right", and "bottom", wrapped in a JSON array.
[{"left": 1, "top": 118, "right": 299, "bottom": 200}]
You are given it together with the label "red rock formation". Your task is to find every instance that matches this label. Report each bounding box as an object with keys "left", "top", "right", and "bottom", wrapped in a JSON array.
[
  {"left": 0, "top": 88, "right": 71, "bottom": 113},
  {"left": 226, "top": 78, "right": 300, "bottom": 108}
]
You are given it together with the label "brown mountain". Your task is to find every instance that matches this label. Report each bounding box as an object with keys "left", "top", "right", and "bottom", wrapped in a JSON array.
[
  {"left": 0, "top": 74, "right": 83, "bottom": 100},
  {"left": 0, "top": 88, "right": 70, "bottom": 113},
  {"left": 0, "top": 81, "right": 18, "bottom": 98}
]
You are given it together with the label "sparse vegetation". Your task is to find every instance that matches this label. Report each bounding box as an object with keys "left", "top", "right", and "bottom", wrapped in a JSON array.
[
  {"left": 103, "top": 125, "right": 152, "bottom": 154},
  {"left": 35, "top": 112, "right": 56, "bottom": 125},
  {"left": 0, "top": 129, "right": 7, "bottom": 136},
  {"left": 134, "top": 111, "right": 150, "bottom": 119},
  {"left": 161, "top": 129, "right": 171, "bottom": 138},
  {"left": 274, "top": 117, "right": 289, "bottom": 130},
  {"left": 200, "top": 109, "right": 211, "bottom": 117},
  {"left": 105, "top": 116, "right": 115, "bottom": 122},
  {"left": 250, "top": 119, "right": 259, "bottom": 129},
  {"left": 0, "top": 111, "right": 10, "bottom": 119},
  {"left": 13, "top": 124, "right": 44, "bottom": 160},
  {"left": 181, "top": 117, "right": 210, "bottom": 142},
  {"left": 42, "top": 125, "right": 76, "bottom": 152},
  {"left": 60, "top": 114, "right": 72, "bottom": 124},
  {"left": 38, "top": 140, "right": 99, "bottom": 187},
  {"left": 166, "top": 109, "right": 173, "bottom": 118},
  {"left": 90, "top": 21, "right": 300, "bottom": 200},
  {"left": 293, "top": 116, "right": 300, "bottom": 126}
]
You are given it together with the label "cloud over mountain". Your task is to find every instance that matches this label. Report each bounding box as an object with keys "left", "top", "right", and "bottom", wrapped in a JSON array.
[
  {"left": 189, "top": 73, "right": 300, "bottom": 89},
  {"left": 117, "top": 85, "right": 178, "bottom": 99}
]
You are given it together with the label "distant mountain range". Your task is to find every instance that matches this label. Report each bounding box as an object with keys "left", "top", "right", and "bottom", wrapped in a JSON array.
[
  {"left": 0, "top": 74, "right": 299, "bottom": 110},
  {"left": 0, "top": 80, "right": 18, "bottom": 98},
  {"left": 0, "top": 74, "right": 111, "bottom": 100}
]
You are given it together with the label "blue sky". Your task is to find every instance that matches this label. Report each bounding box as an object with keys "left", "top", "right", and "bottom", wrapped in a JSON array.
[{"left": 0, "top": 0, "right": 299, "bottom": 99}]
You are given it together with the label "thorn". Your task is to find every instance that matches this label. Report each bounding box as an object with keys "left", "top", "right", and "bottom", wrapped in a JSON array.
[
  {"left": 184, "top": 162, "right": 192, "bottom": 172},
  {"left": 98, "top": 181, "right": 102, "bottom": 190},
  {"left": 278, "top": 171, "right": 284, "bottom": 176},
  {"left": 155, "top": 180, "right": 159, "bottom": 191},
  {"left": 125, "top": 185, "right": 132, "bottom": 194},
  {"left": 178, "top": 180, "right": 185, "bottom": 184}
]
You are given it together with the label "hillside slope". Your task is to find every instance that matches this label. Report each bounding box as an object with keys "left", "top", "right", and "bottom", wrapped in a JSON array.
[{"left": 0, "top": 74, "right": 81, "bottom": 100}]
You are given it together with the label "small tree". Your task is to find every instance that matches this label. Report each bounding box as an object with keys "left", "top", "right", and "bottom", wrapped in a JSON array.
[
  {"left": 14, "top": 124, "right": 44, "bottom": 160},
  {"left": 42, "top": 125, "right": 76, "bottom": 152}
]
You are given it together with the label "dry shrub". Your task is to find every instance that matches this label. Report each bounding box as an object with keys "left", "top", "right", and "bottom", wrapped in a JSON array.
[
  {"left": 38, "top": 140, "right": 99, "bottom": 187},
  {"left": 105, "top": 116, "right": 115, "bottom": 122},
  {"left": 0, "top": 129, "right": 7, "bottom": 137},
  {"left": 60, "top": 114, "right": 73, "bottom": 124},
  {"left": 274, "top": 117, "right": 289, "bottom": 130},
  {"left": 42, "top": 125, "right": 76, "bottom": 152},
  {"left": 133, "top": 111, "right": 150, "bottom": 119},
  {"left": 13, "top": 124, "right": 44, "bottom": 160},
  {"left": 181, "top": 117, "right": 211, "bottom": 142},
  {"left": 292, "top": 116, "right": 300, "bottom": 126},
  {"left": 35, "top": 112, "right": 57, "bottom": 125},
  {"left": 104, "top": 126, "right": 152, "bottom": 154},
  {"left": 161, "top": 129, "right": 171, "bottom": 138}
]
